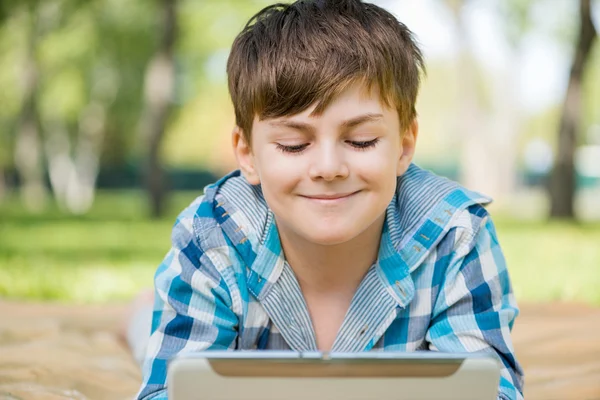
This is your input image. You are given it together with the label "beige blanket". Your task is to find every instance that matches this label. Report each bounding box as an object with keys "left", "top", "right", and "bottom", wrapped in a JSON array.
[
  {"left": 0, "top": 301, "right": 599, "bottom": 400},
  {"left": 0, "top": 302, "right": 140, "bottom": 400}
]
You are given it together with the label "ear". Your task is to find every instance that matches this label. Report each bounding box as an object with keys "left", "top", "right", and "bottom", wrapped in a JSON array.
[
  {"left": 232, "top": 126, "right": 261, "bottom": 185},
  {"left": 396, "top": 118, "right": 419, "bottom": 176}
]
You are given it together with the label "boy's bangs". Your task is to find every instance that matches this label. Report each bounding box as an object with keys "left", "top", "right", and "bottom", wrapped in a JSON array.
[{"left": 254, "top": 55, "right": 393, "bottom": 123}]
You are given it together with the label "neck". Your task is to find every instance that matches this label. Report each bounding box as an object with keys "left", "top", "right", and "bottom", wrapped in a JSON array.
[{"left": 277, "top": 213, "right": 386, "bottom": 296}]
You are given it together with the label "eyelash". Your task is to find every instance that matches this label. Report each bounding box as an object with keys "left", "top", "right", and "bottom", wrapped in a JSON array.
[{"left": 275, "top": 139, "right": 380, "bottom": 154}]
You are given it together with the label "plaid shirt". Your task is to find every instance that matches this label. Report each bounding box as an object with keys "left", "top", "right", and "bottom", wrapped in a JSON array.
[{"left": 137, "top": 164, "right": 524, "bottom": 400}]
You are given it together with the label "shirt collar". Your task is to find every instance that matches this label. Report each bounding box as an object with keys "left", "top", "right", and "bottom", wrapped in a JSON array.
[{"left": 207, "top": 164, "right": 492, "bottom": 300}]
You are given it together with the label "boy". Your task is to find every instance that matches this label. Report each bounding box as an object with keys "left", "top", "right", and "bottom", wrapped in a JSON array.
[{"left": 136, "top": 0, "right": 524, "bottom": 399}]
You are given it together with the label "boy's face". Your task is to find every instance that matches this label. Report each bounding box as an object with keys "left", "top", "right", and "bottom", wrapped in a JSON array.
[{"left": 233, "top": 82, "right": 418, "bottom": 246}]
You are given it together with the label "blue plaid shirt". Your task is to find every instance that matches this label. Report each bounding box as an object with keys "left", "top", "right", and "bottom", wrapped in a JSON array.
[{"left": 137, "top": 164, "right": 524, "bottom": 400}]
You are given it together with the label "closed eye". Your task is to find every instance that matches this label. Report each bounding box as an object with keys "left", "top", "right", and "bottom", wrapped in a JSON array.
[
  {"left": 275, "top": 143, "right": 309, "bottom": 154},
  {"left": 275, "top": 138, "right": 380, "bottom": 154},
  {"left": 347, "top": 138, "right": 380, "bottom": 150}
]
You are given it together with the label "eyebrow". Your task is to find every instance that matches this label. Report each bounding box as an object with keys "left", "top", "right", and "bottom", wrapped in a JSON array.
[{"left": 269, "top": 113, "right": 384, "bottom": 132}]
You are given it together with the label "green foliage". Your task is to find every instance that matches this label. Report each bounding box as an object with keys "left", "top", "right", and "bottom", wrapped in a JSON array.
[
  {"left": 0, "top": 0, "right": 277, "bottom": 173},
  {"left": 1, "top": 190, "right": 599, "bottom": 305},
  {"left": 497, "top": 0, "right": 533, "bottom": 49},
  {"left": 0, "top": 8, "right": 26, "bottom": 168}
]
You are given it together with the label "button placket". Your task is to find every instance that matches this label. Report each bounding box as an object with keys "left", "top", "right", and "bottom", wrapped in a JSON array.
[{"left": 258, "top": 264, "right": 317, "bottom": 351}]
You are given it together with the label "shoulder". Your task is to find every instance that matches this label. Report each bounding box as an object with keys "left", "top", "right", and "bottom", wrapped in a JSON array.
[
  {"left": 440, "top": 203, "right": 496, "bottom": 261},
  {"left": 393, "top": 164, "right": 496, "bottom": 270},
  {"left": 396, "top": 164, "right": 492, "bottom": 213},
  {"left": 168, "top": 171, "right": 268, "bottom": 277},
  {"left": 158, "top": 184, "right": 250, "bottom": 316},
  {"left": 172, "top": 170, "right": 261, "bottom": 239}
]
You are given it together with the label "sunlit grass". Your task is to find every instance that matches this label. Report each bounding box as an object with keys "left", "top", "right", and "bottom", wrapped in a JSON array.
[
  {"left": 1, "top": 190, "right": 599, "bottom": 305},
  {"left": 488, "top": 189, "right": 600, "bottom": 305},
  {"left": 0, "top": 190, "right": 199, "bottom": 303},
  {"left": 495, "top": 218, "right": 600, "bottom": 305}
]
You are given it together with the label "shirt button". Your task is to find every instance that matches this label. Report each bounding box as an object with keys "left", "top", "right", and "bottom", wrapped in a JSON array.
[
  {"left": 359, "top": 324, "right": 368, "bottom": 336},
  {"left": 395, "top": 280, "right": 406, "bottom": 296}
]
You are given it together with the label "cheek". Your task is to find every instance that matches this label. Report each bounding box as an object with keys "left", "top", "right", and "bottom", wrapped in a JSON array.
[
  {"left": 354, "top": 147, "right": 399, "bottom": 181},
  {"left": 254, "top": 152, "right": 302, "bottom": 196}
]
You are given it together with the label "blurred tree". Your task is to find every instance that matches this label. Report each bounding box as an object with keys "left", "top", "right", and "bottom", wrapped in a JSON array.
[
  {"left": 445, "top": 0, "right": 501, "bottom": 198},
  {"left": 161, "top": 0, "right": 272, "bottom": 172},
  {"left": 0, "top": 2, "right": 25, "bottom": 203},
  {"left": 1, "top": 0, "right": 157, "bottom": 213},
  {"left": 41, "top": 0, "right": 122, "bottom": 214},
  {"left": 447, "top": 0, "right": 599, "bottom": 219},
  {"left": 493, "top": 0, "right": 535, "bottom": 204},
  {"left": 0, "top": 0, "right": 122, "bottom": 213},
  {"left": 137, "top": 0, "right": 177, "bottom": 218},
  {"left": 99, "top": 0, "right": 156, "bottom": 169},
  {"left": 548, "top": 0, "right": 597, "bottom": 218},
  {"left": 9, "top": 1, "right": 48, "bottom": 212},
  {"left": 1, "top": 0, "right": 275, "bottom": 214}
]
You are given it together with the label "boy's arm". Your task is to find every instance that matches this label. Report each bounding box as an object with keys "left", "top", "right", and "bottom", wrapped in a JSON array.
[
  {"left": 136, "top": 208, "right": 239, "bottom": 400},
  {"left": 426, "top": 205, "right": 524, "bottom": 400}
]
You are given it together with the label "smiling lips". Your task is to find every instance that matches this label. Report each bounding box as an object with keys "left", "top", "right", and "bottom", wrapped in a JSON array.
[{"left": 301, "top": 191, "right": 360, "bottom": 202}]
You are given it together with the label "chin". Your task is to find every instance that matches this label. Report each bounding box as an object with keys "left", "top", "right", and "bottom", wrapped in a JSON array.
[{"left": 303, "top": 227, "right": 358, "bottom": 246}]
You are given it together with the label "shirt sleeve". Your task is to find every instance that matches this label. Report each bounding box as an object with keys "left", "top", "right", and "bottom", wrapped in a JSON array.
[
  {"left": 135, "top": 208, "right": 239, "bottom": 400},
  {"left": 426, "top": 206, "right": 524, "bottom": 400}
]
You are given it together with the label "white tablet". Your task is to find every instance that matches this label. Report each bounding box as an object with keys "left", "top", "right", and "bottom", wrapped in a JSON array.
[{"left": 167, "top": 351, "right": 501, "bottom": 400}]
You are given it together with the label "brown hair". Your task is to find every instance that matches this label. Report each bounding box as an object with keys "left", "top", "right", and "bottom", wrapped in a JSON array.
[{"left": 226, "top": 0, "right": 425, "bottom": 141}]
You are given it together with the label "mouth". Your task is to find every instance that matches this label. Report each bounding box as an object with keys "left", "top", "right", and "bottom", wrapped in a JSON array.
[{"left": 300, "top": 191, "right": 360, "bottom": 203}]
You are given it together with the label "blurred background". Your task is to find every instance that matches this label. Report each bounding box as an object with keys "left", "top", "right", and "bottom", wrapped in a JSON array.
[{"left": 0, "top": 0, "right": 598, "bottom": 306}]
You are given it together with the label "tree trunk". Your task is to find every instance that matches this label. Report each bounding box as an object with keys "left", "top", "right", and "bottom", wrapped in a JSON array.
[
  {"left": 548, "top": 0, "right": 597, "bottom": 219},
  {"left": 490, "top": 59, "right": 522, "bottom": 206},
  {"left": 67, "top": 102, "right": 107, "bottom": 214},
  {"left": 139, "top": 0, "right": 177, "bottom": 218},
  {"left": 14, "top": 6, "right": 47, "bottom": 212},
  {"left": 447, "top": 0, "right": 498, "bottom": 197},
  {"left": 43, "top": 120, "right": 73, "bottom": 210},
  {"left": 43, "top": 97, "right": 110, "bottom": 215},
  {"left": 0, "top": 167, "right": 5, "bottom": 202}
]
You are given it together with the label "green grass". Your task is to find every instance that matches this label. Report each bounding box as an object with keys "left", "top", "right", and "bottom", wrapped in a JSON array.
[
  {"left": 494, "top": 217, "right": 600, "bottom": 306},
  {"left": 1, "top": 190, "right": 599, "bottom": 305},
  {"left": 0, "top": 190, "right": 198, "bottom": 303}
]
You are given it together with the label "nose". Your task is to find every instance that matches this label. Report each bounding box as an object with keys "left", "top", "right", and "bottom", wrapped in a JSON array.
[{"left": 308, "top": 141, "right": 349, "bottom": 181}]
